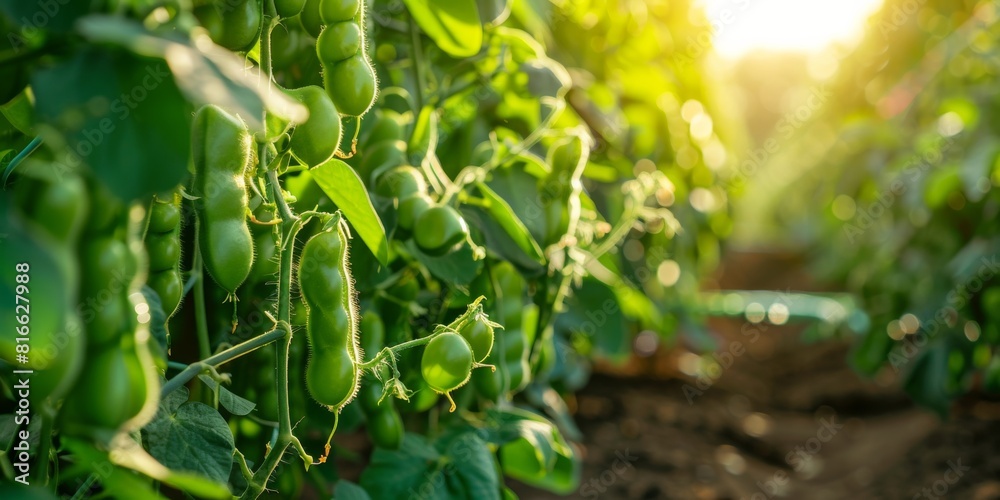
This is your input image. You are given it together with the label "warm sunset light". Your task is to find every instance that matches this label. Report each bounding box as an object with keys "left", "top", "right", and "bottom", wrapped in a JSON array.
[{"left": 702, "top": 0, "right": 885, "bottom": 56}]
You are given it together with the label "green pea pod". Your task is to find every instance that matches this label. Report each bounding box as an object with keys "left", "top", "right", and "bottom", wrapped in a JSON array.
[
  {"left": 323, "top": 55, "right": 378, "bottom": 117},
  {"left": 299, "top": 216, "right": 360, "bottom": 410},
  {"left": 300, "top": 0, "right": 324, "bottom": 38},
  {"left": 144, "top": 191, "right": 184, "bottom": 317},
  {"left": 472, "top": 262, "right": 531, "bottom": 400},
  {"left": 62, "top": 206, "right": 161, "bottom": 441},
  {"left": 215, "top": 0, "right": 264, "bottom": 52},
  {"left": 286, "top": 85, "right": 343, "bottom": 167},
  {"left": 275, "top": 0, "right": 306, "bottom": 17},
  {"left": 192, "top": 104, "right": 255, "bottom": 293}
]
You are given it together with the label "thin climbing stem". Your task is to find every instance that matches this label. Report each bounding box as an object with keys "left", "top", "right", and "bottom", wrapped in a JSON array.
[
  {"left": 192, "top": 239, "right": 212, "bottom": 360},
  {"left": 160, "top": 328, "right": 286, "bottom": 398}
]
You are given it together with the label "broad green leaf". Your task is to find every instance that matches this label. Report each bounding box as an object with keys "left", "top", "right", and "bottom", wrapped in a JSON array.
[
  {"left": 31, "top": 47, "right": 192, "bottom": 201},
  {"left": 556, "top": 276, "right": 629, "bottom": 362},
  {"left": 63, "top": 435, "right": 232, "bottom": 499},
  {"left": 487, "top": 158, "right": 549, "bottom": 244},
  {"left": 403, "top": 0, "right": 483, "bottom": 58},
  {"left": 438, "top": 432, "right": 501, "bottom": 500},
  {"left": 143, "top": 386, "right": 236, "bottom": 485},
  {"left": 475, "top": 182, "right": 545, "bottom": 264},
  {"left": 517, "top": 447, "right": 579, "bottom": 495},
  {"left": 312, "top": 159, "right": 390, "bottom": 266},
  {"left": 335, "top": 480, "right": 372, "bottom": 500},
  {"left": 75, "top": 16, "right": 306, "bottom": 133},
  {"left": 0, "top": 1, "right": 92, "bottom": 33},
  {"left": 361, "top": 433, "right": 444, "bottom": 499}
]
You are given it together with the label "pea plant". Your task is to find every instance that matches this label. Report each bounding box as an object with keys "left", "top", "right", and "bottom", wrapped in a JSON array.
[{"left": 0, "top": 0, "right": 727, "bottom": 498}]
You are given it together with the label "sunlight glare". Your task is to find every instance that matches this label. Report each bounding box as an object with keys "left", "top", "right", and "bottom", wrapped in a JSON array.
[{"left": 700, "top": 0, "right": 884, "bottom": 57}]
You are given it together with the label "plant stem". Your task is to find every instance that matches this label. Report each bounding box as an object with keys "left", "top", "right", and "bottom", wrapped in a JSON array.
[
  {"left": 160, "top": 328, "right": 286, "bottom": 398},
  {"left": 408, "top": 16, "right": 425, "bottom": 111},
  {"left": 241, "top": 177, "right": 314, "bottom": 499},
  {"left": 34, "top": 409, "right": 54, "bottom": 484},
  {"left": 192, "top": 241, "right": 212, "bottom": 360},
  {"left": 269, "top": 169, "right": 297, "bottom": 222}
]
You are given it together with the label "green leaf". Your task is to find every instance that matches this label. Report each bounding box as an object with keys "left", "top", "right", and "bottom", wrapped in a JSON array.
[
  {"left": 518, "top": 447, "right": 579, "bottom": 495},
  {"left": 0, "top": 1, "right": 92, "bottom": 33},
  {"left": 312, "top": 159, "right": 390, "bottom": 266},
  {"left": 407, "top": 239, "right": 482, "bottom": 286},
  {"left": 197, "top": 375, "right": 257, "bottom": 416},
  {"left": 335, "top": 480, "right": 372, "bottom": 500},
  {"left": 360, "top": 433, "right": 444, "bottom": 499},
  {"left": 903, "top": 340, "right": 952, "bottom": 418},
  {"left": 486, "top": 157, "right": 549, "bottom": 244},
  {"left": 437, "top": 432, "right": 501, "bottom": 500},
  {"left": 556, "top": 276, "right": 629, "bottom": 362},
  {"left": 361, "top": 432, "right": 500, "bottom": 500},
  {"left": 75, "top": 16, "right": 306, "bottom": 134},
  {"left": 63, "top": 436, "right": 231, "bottom": 499},
  {"left": 0, "top": 88, "right": 34, "bottom": 135},
  {"left": 403, "top": 0, "right": 483, "bottom": 57},
  {"left": 475, "top": 182, "right": 545, "bottom": 264},
  {"left": 31, "top": 47, "right": 192, "bottom": 201},
  {"left": 142, "top": 386, "right": 236, "bottom": 485},
  {"left": 462, "top": 206, "right": 545, "bottom": 275}
]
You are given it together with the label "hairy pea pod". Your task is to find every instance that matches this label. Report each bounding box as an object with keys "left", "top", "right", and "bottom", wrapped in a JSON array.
[
  {"left": 61, "top": 196, "right": 160, "bottom": 440},
  {"left": 299, "top": 215, "right": 360, "bottom": 411},
  {"left": 192, "top": 104, "right": 255, "bottom": 294},
  {"left": 144, "top": 191, "right": 184, "bottom": 317},
  {"left": 286, "top": 85, "right": 343, "bottom": 167},
  {"left": 194, "top": 0, "right": 263, "bottom": 52},
  {"left": 317, "top": 0, "right": 377, "bottom": 116}
]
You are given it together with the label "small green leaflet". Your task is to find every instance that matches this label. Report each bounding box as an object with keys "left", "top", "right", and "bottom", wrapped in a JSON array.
[{"left": 312, "top": 159, "right": 390, "bottom": 266}]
